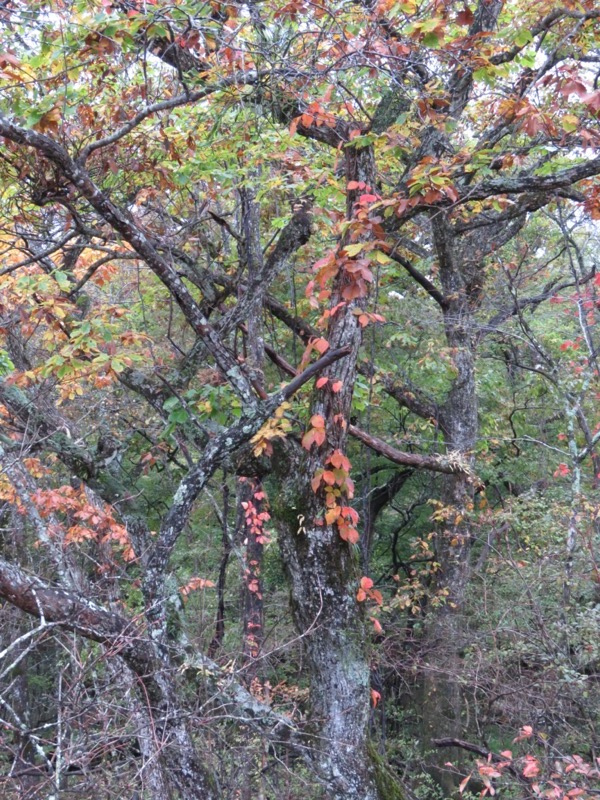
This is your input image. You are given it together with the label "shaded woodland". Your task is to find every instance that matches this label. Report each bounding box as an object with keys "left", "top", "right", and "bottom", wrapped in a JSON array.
[{"left": 0, "top": 0, "right": 600, "bottom": 798}]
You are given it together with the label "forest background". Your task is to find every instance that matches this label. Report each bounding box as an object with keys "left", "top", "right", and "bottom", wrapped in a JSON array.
[{"left": 0, "top": 0, "right": 600, "bottom": 798}]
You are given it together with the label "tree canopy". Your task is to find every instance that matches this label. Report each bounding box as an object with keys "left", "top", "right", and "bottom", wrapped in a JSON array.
[{"left": 0, "top": 1, "right": 599, "bottom": 798}]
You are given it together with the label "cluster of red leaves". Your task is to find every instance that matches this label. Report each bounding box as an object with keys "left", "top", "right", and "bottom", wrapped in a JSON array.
[
  {"left": 289, "top": 100, "right": 339, "bottom": 134},
  {"left": 241, "top": 486, "right": 271, "bottom": 546},
  {"left": 305, "top": 247, "right": 373, "bottom": 307},
  {"left": 357, "top": 577, "right": 384, "bottom": 635},
  {"left": 180, "top": 576, "right": 215, "bottom": 599},
  {"left": 31, "top": 485, "right": 135, "bottom": 561},
  {"left": 304, "top": 427, "right": 359, "bottom": 542},
  {"left": 553, "top": 463, "right": 571, "bottom": 478},
  {"left": 356, "top": 576, "right": 383, "bottom": 605},
  {"left": 302, "top": 413, "right": 327, "bottom": 450},
  {"left": 583, "top": 183, "right": 600, "bottom": 221},
  {"left": 459, "top": 726, "right": 600, "bottom": 798}
]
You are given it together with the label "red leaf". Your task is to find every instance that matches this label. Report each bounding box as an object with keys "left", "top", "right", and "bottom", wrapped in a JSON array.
[
  {"left": 339, "top": 524, "right": 359, "bottom": 544},
  {"left": 513, "top": 725, "right": 533, "bottom": 742},
  {"left": 456, "top": 6, "right": 474, "bottom": 25},
  {"left": 522, "top": 756, "right": 540, "bottom": 778},
  {"left": 582, "top": 90, "right": 600, "bottom": 114},
  {"left": 312, "top": 337, "right": 330, "bottom": 354},
  {"left": 371, "top": 589, "right": 383, "bottom": 606},
  {"left": 370, "top": 617, "right": 383, "bottom": 635},
  {"left": 341, "top": 506, "right": 359, "bottom": 524},
  {"left": 328, "top": 450, "right": 351, "bottom": 471},
  {"left": 553, "top": 462, "right": 570, "bottom": 478},
  {"left": 301, "top": 429, "right": 317, "bottom": 450},
  {"left": 313, "top": 429, "right": 326, "bottom": 446},
  {"left": 396, "top": 198, "right": 409, "bottom": 216}
]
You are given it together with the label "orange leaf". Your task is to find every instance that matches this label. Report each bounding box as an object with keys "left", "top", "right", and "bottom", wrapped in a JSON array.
[
  {"left": 313, "top": 428, "right": 326, "bottom": 447},
  {"left": 339, "top": 524, "right": 359, "bottom": 544},
  {"left": 325, "top": 506, "right": 341, "bottom": 525},
  {"left": 370, "top": 616, "right": 383, "bottom": 634},
  {"left": 371, "top": 589, "right": 384, "bottom": 606},
  {"left": 341, "top": 506, "right": 359, "bottom": 524},
  {"left": 522, "top": 756, "right": 540, "bottom": 778},
  {"left": 329, "top": 450, "right": 351, "bottom": 471},
  {"left": 301, "top": 430, "right": 317, "bottom": 450},
  {"left": 514, "top": 725, "right": 534, "bottom": 742},
  {"left": 311, "top": 471, "right": 323, "bottom": 492},
  {"left": 312, "top": 337, "right": 330, "bottom": 354}
]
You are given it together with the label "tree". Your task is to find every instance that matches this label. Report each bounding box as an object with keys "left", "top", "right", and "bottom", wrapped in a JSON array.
[{"left": 0, "top": 1, "right": 599, "bottom": 798}]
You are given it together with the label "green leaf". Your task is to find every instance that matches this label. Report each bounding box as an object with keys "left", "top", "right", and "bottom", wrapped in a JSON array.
[
  {"left": 169, "top": 408, "right": 189, "bottom": 424},
  {"left": 514, "top": 29, "right": 533, "bottom": 47},
  {"left": 422, "top": 32, "right": 441, "bottom": 48},
  {"left": 52, "top": 270, "right": 72, "bottom": 292},
  {"left": 0, "top": 350, "right": 15, "bottom": 376},
  {"left": 163, "top": 396, "right": 181, "bottom": 412}
]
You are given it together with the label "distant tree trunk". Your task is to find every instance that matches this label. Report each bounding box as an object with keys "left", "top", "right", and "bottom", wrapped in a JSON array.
[
  {"left": 209, "top": 479, "right": 231, "bottom": 657},
  {"left": 420, "top": 215, "right": 478, "bottom": 791},
  {"left": 240, "top": 477, "right": 266, "bottom": 680},
  {"left": 238, "top": 185, "right": 266, "bottom": 688}
]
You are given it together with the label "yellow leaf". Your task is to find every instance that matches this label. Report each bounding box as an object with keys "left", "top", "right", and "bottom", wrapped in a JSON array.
[
  {"left": 34, "top": 106, "right": 61, "bottom": 134},
  {"left": 374, "top": 250, "right": 391, "bottom": 264}
]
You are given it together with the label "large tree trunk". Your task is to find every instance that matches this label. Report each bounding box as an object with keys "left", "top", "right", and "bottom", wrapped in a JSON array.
[
  {"left": 238, "top": 186, "right": 267, "bottom": 686},
  {"left": 278, "top": 513, "right": 375, "bottom": 798},
  {"left": 274, "top": 143, "right": 394, "bottom": 800},
  {"left": 420, "top": 215, "right": 478, "bottom": 791}
]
